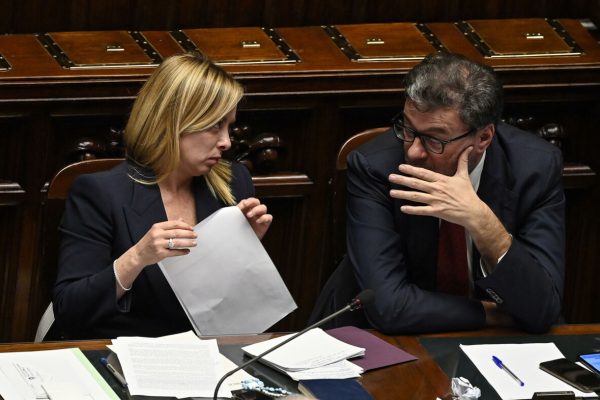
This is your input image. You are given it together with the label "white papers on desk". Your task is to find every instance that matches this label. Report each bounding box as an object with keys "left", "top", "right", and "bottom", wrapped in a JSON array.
[
  {"left": 159, "top": 206, "right": 297, "bottom": 336},
  {"left": 460, "top": 342, "right": 595, "bottom": 399},
  {"left": 241, "top": 328, "right": 365, "bottom": 380},
  {"left": 0, "top": 348, "right": 118, "bottom": 400},
  {"left": 110, "top": 331, "right": 250, "bottom": 398},
  {"left": 286, "top": 360, "right": 363, "bottom": 380}
]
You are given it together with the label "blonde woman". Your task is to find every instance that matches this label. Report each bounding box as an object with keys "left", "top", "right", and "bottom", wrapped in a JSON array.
[{"left": 53, "top": 53, "right": 272, "bottom": 339}]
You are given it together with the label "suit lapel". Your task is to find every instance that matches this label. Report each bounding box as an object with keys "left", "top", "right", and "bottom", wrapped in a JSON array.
[
  {"left": 478, "top": 137, "right": 518, "bottom": 231},
  {"left": 472, "top": 135, "right": 518, "bottom": 276},
  {"left": 121, "top": 178, "right": 176, "bottom": 310},
  {"left": 122, "top": 175, "right": 224, "bottom": 244},
  {"left": 123, "top": 181, "right": 167, "bottom": 244}
]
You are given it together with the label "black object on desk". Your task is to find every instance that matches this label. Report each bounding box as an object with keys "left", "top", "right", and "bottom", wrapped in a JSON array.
[
  {"left": 86, "top": 350, "right": 131, "bottom": 400},
  {"left": 101, "top": 354, "right": 128, "bottom": 388},
  {"left": 419, "top": 334, "right": 600, "bottom": 400},
  {"left": 531, "top": 391, "right": 575, "bottom": 399}
]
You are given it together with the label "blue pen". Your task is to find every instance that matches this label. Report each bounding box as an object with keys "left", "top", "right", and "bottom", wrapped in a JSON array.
[
  {"left": 100, "top": 357, "right": 128, "bottom": 388},
  {"left": 492, "top": 355, "right": 525, "bottom": 387}
]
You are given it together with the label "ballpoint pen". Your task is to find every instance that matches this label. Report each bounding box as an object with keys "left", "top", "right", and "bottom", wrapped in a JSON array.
[
  {"left": 492, "top": 355, "right": 525, "bottom": 387},
  {"left": 100, "top": 357, "right": 128, "bottom": 388}
]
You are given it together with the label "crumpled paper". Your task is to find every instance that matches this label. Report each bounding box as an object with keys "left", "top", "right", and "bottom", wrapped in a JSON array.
[{"left": 451, "top": 377, "right": 481, "bottom": 400}]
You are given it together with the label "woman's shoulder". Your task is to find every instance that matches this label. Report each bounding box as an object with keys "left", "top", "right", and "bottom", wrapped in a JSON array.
[
  {"left": 230, "top": 161, "right": 251, "bottom": 178},
  {"left": 229, "top": 161, "right": 254, "bottom": 197},
  {"left": 70, "top": 161, "right": 133, "bottom": 197}
]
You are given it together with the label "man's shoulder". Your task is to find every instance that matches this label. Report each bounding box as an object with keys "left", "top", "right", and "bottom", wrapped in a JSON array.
[
  {"left": 495, "top": 123, "right": 561, "bottom": 158},
  {"left": 349, "top": 128, "right": 405, "bottom": 172},
  {"left": 490, "top": 123, "right": 563, "bottom": 187},
  {"left": 355, "top": 128, "right": 400, "bottom": 154}
]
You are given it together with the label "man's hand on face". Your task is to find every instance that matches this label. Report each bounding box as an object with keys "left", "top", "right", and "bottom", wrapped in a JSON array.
[
  {"left": 389, "top": 145, "right": 513, "bottom": 269},
  {"left": 388, "top": 146, "right": 486, "bottom": 229}
]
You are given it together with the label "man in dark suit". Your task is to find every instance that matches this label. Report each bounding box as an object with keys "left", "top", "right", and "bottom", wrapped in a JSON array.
[{"left": 347, "top": 52, "right": 565, "bottom": 333}]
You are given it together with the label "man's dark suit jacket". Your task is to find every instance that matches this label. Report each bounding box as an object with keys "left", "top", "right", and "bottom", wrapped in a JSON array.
[
  {"left": 53, "top": 161, "right": 254, "bottom": 339},
  {"left": 346, "top": 123, "right": 565, "bottom": 334}
]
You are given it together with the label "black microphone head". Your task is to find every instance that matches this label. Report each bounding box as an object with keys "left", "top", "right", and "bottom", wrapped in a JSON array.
[
  {"left": 356, "top": 289, "right": 374, "bottom": 306},
  {"left": 349, "top": 289, "right": 375, "bottom": 311}
]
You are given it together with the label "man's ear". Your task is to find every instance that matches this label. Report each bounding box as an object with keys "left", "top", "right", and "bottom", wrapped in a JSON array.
[{"left": 477, "top": 124, "right": 495, "bottom": 151}]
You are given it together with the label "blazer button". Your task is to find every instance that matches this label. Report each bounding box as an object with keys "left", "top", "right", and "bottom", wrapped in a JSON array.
[{"left": 485, "top": 288, "right": 504, "bottom": 304}]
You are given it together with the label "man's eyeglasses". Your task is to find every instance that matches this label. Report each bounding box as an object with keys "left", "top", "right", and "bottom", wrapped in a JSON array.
[{"left": 391, "top": 112, "right": 476, "bottom": 154}]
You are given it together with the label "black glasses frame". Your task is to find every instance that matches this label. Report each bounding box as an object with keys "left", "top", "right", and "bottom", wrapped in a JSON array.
[{"left": 391, "top": 112, "right": 476, "bottom": 154}]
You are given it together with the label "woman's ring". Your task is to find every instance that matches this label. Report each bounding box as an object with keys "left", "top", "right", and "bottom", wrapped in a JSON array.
[{"left": 167, "top": 238, "right": 175, "bottom": 249}]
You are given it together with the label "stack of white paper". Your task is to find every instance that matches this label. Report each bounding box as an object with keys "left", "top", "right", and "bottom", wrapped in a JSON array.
[
  {"left": 460, "top": 342, "right": 596, "bottom": 400},
  {"left": 0, "top": 348, "right": 119, "bottom": 400},
  {"left": 110, "top": 331, "right": 253, "bottom": 398},
  {"left": 241, "top": 328, "right": 365, "bottom": 380}
]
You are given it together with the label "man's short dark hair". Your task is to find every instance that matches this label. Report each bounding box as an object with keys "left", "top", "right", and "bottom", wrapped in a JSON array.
[{"left": 404, "top": 52, "right": 503, "bottom": 129}]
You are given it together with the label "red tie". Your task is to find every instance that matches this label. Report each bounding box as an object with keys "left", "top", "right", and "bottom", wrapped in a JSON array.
[{"left": 436, "top": 220, "right": 469, "bottom": 296}]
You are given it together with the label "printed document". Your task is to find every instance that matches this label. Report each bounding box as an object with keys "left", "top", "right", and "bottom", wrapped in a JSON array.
[
  {"left": 110, "top": 331, "right": 253, "bottom": 398},
  {"left": 242, "top": 328, "right": 365, "bottom": 380},
  {"left": 159, "top": 206, "right": 297, "bottom": 335},
  {"left": 0, "top": 348, "right": 118, "bottom": 400},
  {"left": 460, "top": 342, "right": 595, "bottom": 399},
  {"left": 111, "top": 334, "right": 230, "bottom": 398}
]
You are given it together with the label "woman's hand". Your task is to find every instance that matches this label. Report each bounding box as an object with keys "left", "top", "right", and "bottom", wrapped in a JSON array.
[
  {"left": 114, "top": 219, "right": 197, "bottom": 297},
  {"left": 131, "top": 219, "right": 197, "bottom": 266},
  {"left": 238, "top": 197, "right": 273, "bottom": 240}
]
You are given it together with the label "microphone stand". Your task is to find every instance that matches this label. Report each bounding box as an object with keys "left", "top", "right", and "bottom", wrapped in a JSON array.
[{"left": 212, "top": 298, "right": 365, "bottom": 399}]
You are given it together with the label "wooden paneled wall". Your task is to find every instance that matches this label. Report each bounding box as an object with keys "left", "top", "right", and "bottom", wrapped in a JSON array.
[{"left": 0, "top": 15, "right": 599, "bottom": 341}]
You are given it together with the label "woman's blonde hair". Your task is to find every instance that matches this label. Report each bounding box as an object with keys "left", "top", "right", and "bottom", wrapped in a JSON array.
[{"left": 124, "top": 52, "right": 244, "bottom": 205}]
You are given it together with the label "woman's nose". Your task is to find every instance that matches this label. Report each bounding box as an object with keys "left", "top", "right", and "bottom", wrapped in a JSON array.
[{"left": 217, "top": 129, "right": 231, "bottom": 151}]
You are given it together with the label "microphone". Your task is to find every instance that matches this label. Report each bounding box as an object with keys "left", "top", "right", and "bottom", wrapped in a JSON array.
[{"left": 212, "top": 289, "right": 374, "bottom": 399}]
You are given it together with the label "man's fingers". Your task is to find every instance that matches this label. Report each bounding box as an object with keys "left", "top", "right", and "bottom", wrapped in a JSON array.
[
  {"left": 456, "top": 146, "right": 473, "bottom": 177},
  {"left": 390, "top": 189, "right": 433, "bottom": 204},
  {"left": 400, "top": 204, "right": 435, "bottom": 215},
  {"left": 389, "top": 173, "right": 434, "bottom": 193},
  {"left": 398, "top": 163, "right": 441, "bottom": 182}
]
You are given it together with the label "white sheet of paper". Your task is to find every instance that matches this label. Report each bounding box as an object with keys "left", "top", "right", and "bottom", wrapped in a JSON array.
[
  {"left": 285, "top": 359, "right": 363, "bottom": 380},
  {"left": 242, "top": 328, "right": 365, "bottom": 371},
  {"left": 109, "top": 331, "right": 251, "bottom": 398},
  {"left": 111, "top": 336, "right": 229, "bottom": 398},
  {"left": 0, "top": 348, "right": 118, "bottom": 400},
  {"left": 460, "top": 342, "right": 595, "bottom": 399},
  {"left": 124, "top": 330, "right": 253, "bottom": 392},
  {"left": 159, "top": 206, "right": 297, "bottom": 335}
]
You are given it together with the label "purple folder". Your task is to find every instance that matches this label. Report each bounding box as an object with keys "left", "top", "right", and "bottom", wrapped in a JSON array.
[{"left": 327, "top": 326, "right": 417, "bottom": 371}]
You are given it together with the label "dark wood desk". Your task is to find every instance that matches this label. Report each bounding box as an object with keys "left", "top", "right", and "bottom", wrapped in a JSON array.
[{"left": 1, "top": 324, "right": 599, "bottom": 400}]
